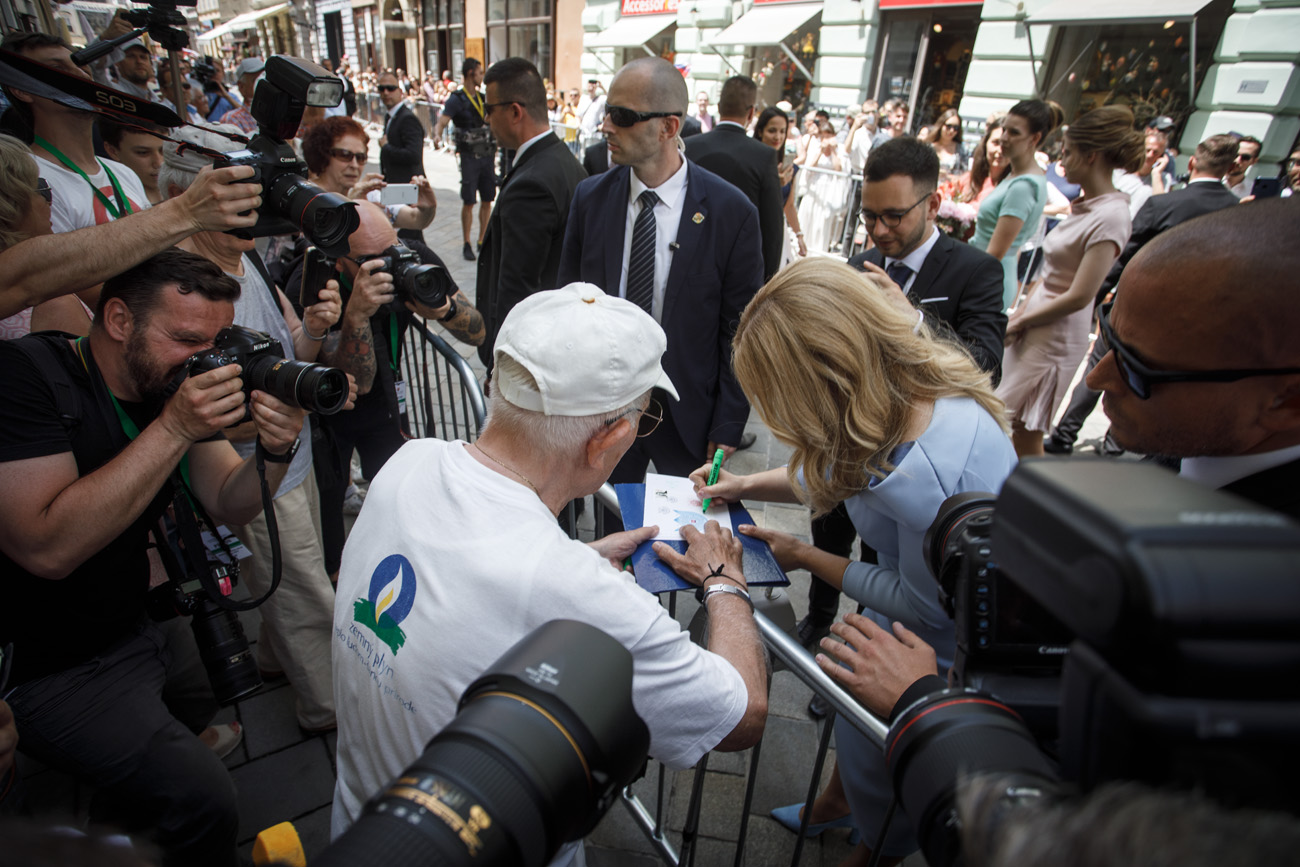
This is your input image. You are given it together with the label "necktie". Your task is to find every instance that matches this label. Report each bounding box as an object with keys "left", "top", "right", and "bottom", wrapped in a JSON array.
[
  {"left": 626, "top": 190, "right": 660, "bottom": 316},
  {"left": 886, "top": 261, "right": 912, "bottom": 292}
]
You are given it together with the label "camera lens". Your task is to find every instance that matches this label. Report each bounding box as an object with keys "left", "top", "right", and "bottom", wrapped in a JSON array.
[
  {"left": 315, "top": 621, "right": 649, "bottom": 867},
  {"left": 404, "top": 263, "right": 450, "bottom": 310},
  {"left": 244, "top": 355, "right": 348, "bottom": 416},
  {"left": 268, "top": 175, "right": 359, "bottom": 258},
  {"left": 189, "top": 599, "right": 262, "bottom": 705}
]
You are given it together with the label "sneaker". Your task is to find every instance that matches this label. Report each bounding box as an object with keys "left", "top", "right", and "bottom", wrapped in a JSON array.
[
  {"left": 342, "top": 484, "right": 366, "bottom": 516},
  {"left": 796, "top": 614, "right": 833, "bottom": 650},
  {"left": 1043, "top": 436, "right": 1073, "bottom": 455},
  {"left": 462, "top": 242, "right": 475, "bottom": 261}
]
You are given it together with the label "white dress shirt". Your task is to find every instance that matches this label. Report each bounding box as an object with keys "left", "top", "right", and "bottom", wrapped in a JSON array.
[
  {"left": 1180, "top": 443, "right": 1300, "bottom": 491},
  {"left": 512, "top": 129, "right": 551, "bottom": 164},
  {"left": 882, "top": 225, "right": 942, "bottom": 295},
  {"left": 618, "top": 158, "right": 689, "bottom": 322}
]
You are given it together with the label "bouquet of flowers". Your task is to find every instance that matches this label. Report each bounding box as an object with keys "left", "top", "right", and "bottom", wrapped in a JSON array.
[{"left": 936, "top": 176, "right": 978, "bottom": 242}]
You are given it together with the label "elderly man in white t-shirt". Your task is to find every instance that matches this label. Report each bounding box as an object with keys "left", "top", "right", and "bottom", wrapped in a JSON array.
[{"left": 331, "top": 284, "right": 769, "bottom": 866}]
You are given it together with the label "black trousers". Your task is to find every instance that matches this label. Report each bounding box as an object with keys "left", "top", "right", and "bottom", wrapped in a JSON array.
[
  {"left": 317, "top": 413, "right": 407, "bottom": 574},
  {"left": 6, "top": 621, "right": 238, "bottom": 867},
  {"left": 1049, "top": 330, "right": 1120, "bottom": 452}
]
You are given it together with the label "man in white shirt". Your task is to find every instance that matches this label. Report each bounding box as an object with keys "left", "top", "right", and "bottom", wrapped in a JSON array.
[
  {"left": 331, "top": 285, "right": 769, "bottom": 867},
  {"left": 1086, "top": 197, "right": 1300, "bottom": 519},
  {"left": 1227, "top": 135, "right": 1262, "bottom": 199}
]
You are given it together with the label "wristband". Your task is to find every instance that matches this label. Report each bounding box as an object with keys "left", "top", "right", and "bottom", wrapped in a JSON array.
[
  {"left": 256, "top": 438, "right": 299, "bottom": 464},
  {"left": 438, "top": 296, "right": 459, "bottom": 322},
  {"left": 302, "top": 322, "right": 328, "bottom": 341},
  {"left": 702, "top": 583, "right": 753, "bottom": 611}
]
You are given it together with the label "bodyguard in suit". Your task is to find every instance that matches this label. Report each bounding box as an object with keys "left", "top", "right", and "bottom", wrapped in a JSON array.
[
  {"left": 558, "top": 57, "right": 763, "bottom": 525},
  {"left": 1045, "top": 133, "right": 1241, "bottom": 455},
  {"left": 377, "top": 71, "right": 426, "bottom": 184},
  {"left": 801, "top": 137, "right": 1006, "bottom": 652},
  {"left": 685, "top": 76, "right": 785, "bottom": 281},
  {"left": 476, "top": 57, "right": 587, "bottom": 369},
  {"left": 582, "top": 139, "right": 609, "bottom": 176},
  {"left": 849, "top": 137, "right": 1006, "bottom": 377}
]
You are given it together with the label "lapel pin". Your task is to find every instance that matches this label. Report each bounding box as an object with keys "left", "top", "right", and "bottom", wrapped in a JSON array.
[{"left": 692, "top": 212, "right": 705, "bottom": 224}]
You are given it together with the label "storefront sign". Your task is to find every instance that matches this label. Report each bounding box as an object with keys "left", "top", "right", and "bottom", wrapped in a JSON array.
[
  {"left": 752, "top": 0, "right": 822, "bottom": 4},
  {"left": 621, "top": 0, "right": 679, "bottom": 15},
  {"left": 878, "top": 0, "right": 984, "bottom": 8}
]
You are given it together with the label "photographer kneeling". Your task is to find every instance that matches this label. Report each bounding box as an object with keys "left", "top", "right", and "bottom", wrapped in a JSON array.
[{"left": 0, "top": 250, "right": 306, "bottom": 867}]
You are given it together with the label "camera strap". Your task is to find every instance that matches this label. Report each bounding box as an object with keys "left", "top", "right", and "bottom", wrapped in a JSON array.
[{"left": 34, "top": 135, "right": 133, "bottom": 219}]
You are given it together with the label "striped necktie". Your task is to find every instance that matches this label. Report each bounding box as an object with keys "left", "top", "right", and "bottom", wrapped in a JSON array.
[{"left": 626, "top": 189, "right": 660, "bottom": 315}]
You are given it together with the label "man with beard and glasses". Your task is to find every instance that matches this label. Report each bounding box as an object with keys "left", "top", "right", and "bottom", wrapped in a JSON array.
[{"left": 0, "top": 249, "right": 307, "bottom": 867}]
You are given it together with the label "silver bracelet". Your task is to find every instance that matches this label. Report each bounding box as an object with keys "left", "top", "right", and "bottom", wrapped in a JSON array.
[
  {"left": 702, "top": 583, "right": 753, "bottom": 612},
  {"left": 302, "top": 322, "right": 328, "bottom": 341}
]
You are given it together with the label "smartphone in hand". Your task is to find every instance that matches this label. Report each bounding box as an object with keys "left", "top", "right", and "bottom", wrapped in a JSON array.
[
  {"left": 380, "top": 183, "right": 419, "bottom": 205},
  {"left": 300, "top": 246, "right": 335, "bottom": 309}
]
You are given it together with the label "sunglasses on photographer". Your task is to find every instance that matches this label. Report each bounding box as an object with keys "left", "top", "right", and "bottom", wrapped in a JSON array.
[
  {"left": 1097, "top": 302, "right": 1300, "bottom": 399},
  {"left": 604, "top": 105, "right": 682, "bottom": 128}
]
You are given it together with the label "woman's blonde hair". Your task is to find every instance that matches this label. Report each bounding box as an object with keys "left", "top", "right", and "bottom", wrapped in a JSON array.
[
  {"left": 1065, "top": 105, "right": 1146, "bottom": 174},
  {"left": 732, "top": 258, "right": 1009, "bottom": 516},
  {"left": 0, "top": 133, "right": 39, "bottom": 250}
]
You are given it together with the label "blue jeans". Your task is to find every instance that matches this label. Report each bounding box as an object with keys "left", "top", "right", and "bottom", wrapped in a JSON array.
[{"left": 7, "top": 620, "right": 238, "bottom": 867}]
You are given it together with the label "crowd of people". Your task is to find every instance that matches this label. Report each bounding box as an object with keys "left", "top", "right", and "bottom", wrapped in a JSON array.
[{"left": 0, "top": 23, "right": 1297, "bottom": 867}]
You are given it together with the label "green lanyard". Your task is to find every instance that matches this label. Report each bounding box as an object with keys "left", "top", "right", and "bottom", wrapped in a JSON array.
[
  {"left": 339, "top": 272, "right": 400, "bottom": 373},
  {"left": 35, "top": 135, "right": 133, "bottom": 220},
  {"left": 74, "top": 338, "right": 193, "bottom": 495}
]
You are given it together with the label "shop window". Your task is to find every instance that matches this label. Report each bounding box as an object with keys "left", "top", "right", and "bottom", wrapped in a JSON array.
[
  {"left": 1044, "top": 0, "right": 1232, "bottom": 128},
  {"left": 749, "top": 14, "right": 821, "bottom": 111},
  {"left": 488, "top": 0, "right": 553, "bottom": 79}
]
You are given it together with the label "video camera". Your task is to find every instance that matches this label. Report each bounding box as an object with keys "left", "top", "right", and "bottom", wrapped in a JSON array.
[
  {"left": 300, "top": 244, "right": 452, "bottom": 313},
  {"left": 315, "top": 619, "right": 649, "bottom": 867},
  {"left": 213, "top": 56, "right": 360, "bottom": 256},
  {"left": 885, "top": 461, "right": 1300, "bottom": 866}
]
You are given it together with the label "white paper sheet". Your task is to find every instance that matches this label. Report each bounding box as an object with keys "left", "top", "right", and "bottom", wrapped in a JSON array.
[{"left": 642, "top": 472, "right": 733, "bottom": 540}]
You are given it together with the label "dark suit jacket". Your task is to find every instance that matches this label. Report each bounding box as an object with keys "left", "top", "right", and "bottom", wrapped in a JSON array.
[
  {"left": 1099, "top": 179, "right": 1240, "bottom": 299},
  {"left": 849, "top": 231, "right": 1007, "bottom": 381},
  {"left": 558, "top": 161, "right": 764, "bottom": 452},
  {"left": 583, "top": 140, "right": 609, "bottom": 176},
  {"left": 1222, "top": 456, "right": 1300, "bottom": 520},
  {"left": 476, "top": 133, "right": 587, "bottom": 367},
  {"left": 680, "top": 115, "right": 702, "bottom": 139},
  {"left": 380, "top": 103, "right": 426, "bottom": 183},
  {"left": 685, "top": 122, "right": 784, "bottom": 281}
]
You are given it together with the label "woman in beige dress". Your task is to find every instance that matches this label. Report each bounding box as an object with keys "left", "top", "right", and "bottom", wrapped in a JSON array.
[{"left": 996, "top": 106, "right": 1145, "bottom": 457}]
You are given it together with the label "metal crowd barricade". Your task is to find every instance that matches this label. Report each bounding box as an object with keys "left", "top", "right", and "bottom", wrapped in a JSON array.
[
  {"left": 397, "top": 316, "right": 487, "bottom": 443},
  {"left": 591, "top": 485, "right": 890, "bottom": 867},
  {"left": 792, "top": 161, "right": 864, "bottom": 258}
]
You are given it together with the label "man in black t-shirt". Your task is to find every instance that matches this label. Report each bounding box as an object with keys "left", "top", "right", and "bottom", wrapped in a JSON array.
[
  {"left": 0, "top": 250, "right": 306, "bottom": 867},
  {"left": 435, "top": 57, "right": 496, "bottom": 261}
]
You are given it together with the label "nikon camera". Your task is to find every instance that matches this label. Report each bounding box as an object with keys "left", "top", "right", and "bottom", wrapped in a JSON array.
[{"left": 183, "top": 325, "right": 348, "bottom": 417}]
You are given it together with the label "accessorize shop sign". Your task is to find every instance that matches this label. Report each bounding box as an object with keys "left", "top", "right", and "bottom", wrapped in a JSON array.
[{"left": 621, "top": 0, "right": 679, "bottom": 15}]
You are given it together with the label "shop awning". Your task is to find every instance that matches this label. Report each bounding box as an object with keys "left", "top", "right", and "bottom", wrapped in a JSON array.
[
  {"left": 1026, "top": 0, "right": 1214, "bottom": 27},
  {"left": 196, "top": 2, "right": 288, "bottom": 42},
  {"left": 586, "top": 13, "right": 676, "bottom": 49},
  {"left": 708, "top": 2, "right": 821, "bottom": 47}
]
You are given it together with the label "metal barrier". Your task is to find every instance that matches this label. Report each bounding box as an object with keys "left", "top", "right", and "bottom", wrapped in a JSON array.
[
  {"left": 397, "top": 316, "right": 487, "bottom": 443},
  {"left": 590, "top": 485, "right": 890, "bottom": 866},
  {"left": 793, "top": 161, "right": 865, "bottom": 258}
]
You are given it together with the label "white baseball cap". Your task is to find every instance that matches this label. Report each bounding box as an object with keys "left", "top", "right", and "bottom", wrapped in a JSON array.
[
  {"left": 494, "top": 283, "right": 679, "bottom": 417},
  {"left": 235, "top": 57, "right": 265, "bottom": 79}
]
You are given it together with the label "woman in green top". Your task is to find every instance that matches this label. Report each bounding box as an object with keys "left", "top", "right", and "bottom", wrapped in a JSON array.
[{"left": 971, "top": 100, "right": 1062, "bottom": 309}]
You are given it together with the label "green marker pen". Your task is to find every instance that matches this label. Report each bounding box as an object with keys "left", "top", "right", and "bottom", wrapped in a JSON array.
[{"left": 702, "top": 447, "right": 724, "bottom": 513}]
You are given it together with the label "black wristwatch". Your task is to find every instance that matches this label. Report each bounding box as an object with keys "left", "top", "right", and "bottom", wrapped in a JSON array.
[
  {"left": 257, "top": 438, "right": 299, "bottom": 464},
  {"left": 438, "top": 296, "right": 459, "bottom": 322}
]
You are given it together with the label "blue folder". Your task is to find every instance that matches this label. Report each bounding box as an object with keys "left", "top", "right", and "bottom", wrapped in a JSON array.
[{"left": 614, "top": 483, "right": 790, "bottom": 594}]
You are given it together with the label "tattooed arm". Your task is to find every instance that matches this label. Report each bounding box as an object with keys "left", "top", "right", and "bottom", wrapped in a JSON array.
[
  {"left": 320, "top": 260, "right": 393, "bottom": 395},
  {"left": 408, "top": 287, "right": 487, "bottom": 347}
]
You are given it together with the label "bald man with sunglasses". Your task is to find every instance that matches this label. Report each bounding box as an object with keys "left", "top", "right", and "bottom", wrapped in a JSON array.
[
  {"left": 1087, "top": 197, "right": 1300, "bottom": 519},
  {"left": 557, "top": 57, "right": 763, "bottom": 528}
]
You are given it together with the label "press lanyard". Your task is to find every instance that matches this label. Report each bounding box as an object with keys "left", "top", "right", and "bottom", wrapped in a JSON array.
[
  {"left": 339, "top": 271, "right": 400, "bottom": 372},
  {"left": 73, "top": 338, "right": 193, "bottom": 495},
  {"left": 465, "top": 88, "right": 485, "bottom": 120},
  {"left": 35, "top": 135, "right": 133, "bottom": 220}
]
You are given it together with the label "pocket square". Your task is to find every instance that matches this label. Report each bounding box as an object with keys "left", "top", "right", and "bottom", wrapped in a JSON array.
[{"left": 918, "top": 297, "right": 949, "bottom": 304}]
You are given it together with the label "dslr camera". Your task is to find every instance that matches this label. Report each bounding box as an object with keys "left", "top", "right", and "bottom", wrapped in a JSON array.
[
  {"left": 301, "top": 244, "right": 451, "bottom": 313},
  {"left": 884, "top": 461, "right": 1300, "bottom": 866},
  {"left": 213, "top": 56, "right": 359, "bottom": 256},
  {"left": 182, "top": 325, "right": 349, "bottom": 417}
]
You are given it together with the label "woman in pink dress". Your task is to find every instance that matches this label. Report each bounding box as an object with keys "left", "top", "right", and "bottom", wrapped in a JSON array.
[{"left": 996, "top": 106, "right": 1145, "bottom": 457}]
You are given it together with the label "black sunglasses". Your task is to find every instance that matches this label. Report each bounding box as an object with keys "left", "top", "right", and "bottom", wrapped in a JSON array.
[
  {"left": 860, "top": 193, "right": 930, "bottom": 229},
  {"left": 35, "top": 177, "right": 52, "bottom": 204},
  {"left": 604, "top": 104, "right": 682, "bottom": 128},
  {"left": 329, "top": 148, "right": 366, "bottom": 164},
  {"left": 377, "top": 84, "right": 400, "bottom": 92},
  {"left": 1097, "top": 302, "right": 1300, "bottom": 399},
  {"left": 484, "top": 101, "right": 521, "bottom": 116}
]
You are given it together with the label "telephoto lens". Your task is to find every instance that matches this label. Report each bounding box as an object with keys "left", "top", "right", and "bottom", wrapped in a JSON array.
[
  {"left": 315, "top": 620, "right": 650, "bottom": 867},
  {"left": 188, "top": 598, "right": 262, "bottom": 705},
  {"left": 267, "top": 174, "right": 360, "bottom": 258},
  {"left": 243, "top": 354, "right": 348, "bottom": 416}
]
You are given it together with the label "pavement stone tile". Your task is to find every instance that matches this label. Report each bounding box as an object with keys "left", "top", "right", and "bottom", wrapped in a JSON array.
[
  {"left": 238, "top": 683, "right": 306, "bottom": 760},
  {"left": 665, "top": 769, "right": 749, "bottom": 841},
  {"left": 586, "top": 845, "right": 665, "bottom": 867},
  {"left": 230, "top": 739, "right": 336, "bottom": 844},
  {"left": 292, "top": 803, "right": 335, "bottom": 861},
  {"left": 750, "top": 715, "right": 828, "bottom": 816},
  {"left": 769, "top": 669, "right": 818, "bottom": 721},
  {"left": 761, "top": 504, "right": 812, "bottom": 537}
]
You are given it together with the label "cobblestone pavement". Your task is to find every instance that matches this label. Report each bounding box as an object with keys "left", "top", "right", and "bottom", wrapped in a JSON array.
[{"left": 16, "top": 128, "right": 1113, "bottom": 867}]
